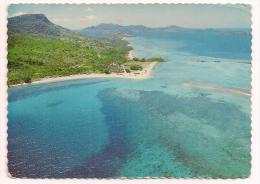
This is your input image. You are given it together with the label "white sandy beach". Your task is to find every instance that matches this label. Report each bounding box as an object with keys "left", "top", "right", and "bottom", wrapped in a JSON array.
[
  {"left": 128, "top": 50, "right": 134, "bottom": 60},
  {"left": 11, "top": 62, "right": 158, "bottom": 87}
]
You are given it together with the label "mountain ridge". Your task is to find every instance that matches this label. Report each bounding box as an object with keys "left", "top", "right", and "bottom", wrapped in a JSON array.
[
  {"left": 8, "top": 14, "right": 75, "bottom": 37},
  {"left": 8, "top": 14, "right": 250, "bottom": 39},
  {"left": 78, "top": 23, "right": 251, "bottom": 39},
  {"left": 78, "top": 23, "right": 184, "bottom": 38}
]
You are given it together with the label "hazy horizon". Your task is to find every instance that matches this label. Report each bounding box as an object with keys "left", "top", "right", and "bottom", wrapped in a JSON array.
[{"left": 8, "top": 4, "right": 251, "bottom": 30}]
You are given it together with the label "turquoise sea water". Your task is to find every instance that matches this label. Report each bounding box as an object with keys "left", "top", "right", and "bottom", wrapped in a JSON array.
[{"left": 8, "top": 34, "right": 251, "bottom": 178}]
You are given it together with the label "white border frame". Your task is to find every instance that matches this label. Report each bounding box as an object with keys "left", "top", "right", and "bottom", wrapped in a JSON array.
[{"left": 0, "top": 0, "right": 259, "bottom": 183}]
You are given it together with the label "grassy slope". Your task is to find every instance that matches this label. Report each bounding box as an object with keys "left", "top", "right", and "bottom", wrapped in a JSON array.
[{"left": 8, "top": 33, "right": 131, "bottom": 85}]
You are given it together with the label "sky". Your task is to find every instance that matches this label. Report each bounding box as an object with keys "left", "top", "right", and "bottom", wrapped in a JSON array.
[{"left": 8, "top": 4, "right": 251, "bottom": 30}]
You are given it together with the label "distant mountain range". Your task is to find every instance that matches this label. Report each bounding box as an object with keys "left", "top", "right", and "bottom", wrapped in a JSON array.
[
  {"left": 78, "top": 23, "right": 251, "bottom": 39},
  {"left": 8, "top": 14, "right": 251, "bottom": 40},
  {"left": 78, "top": 23, "right": 185, "bottom": 39},
  {"left": 7, "top": 14, "right": 184, "bottom": 39}
]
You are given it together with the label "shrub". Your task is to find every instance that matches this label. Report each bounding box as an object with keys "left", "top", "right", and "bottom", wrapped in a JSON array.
[
  {"left": 125, "top": 68, "right": 131, "bottom": 73},
  {"left": 104, "top": 69, "right": 111, "bottom": 74},
  {"left": 24, "top": 75, "right": 32, "bottom": 83},
  {"left": 133, "top": 57, "right": 139, "bottom": 61},
  {"left": 130, "top": 64, "right": 143, "bottom": 71},
  {"left": 147, "top": 57, "right": 165, "bottom": 62}
]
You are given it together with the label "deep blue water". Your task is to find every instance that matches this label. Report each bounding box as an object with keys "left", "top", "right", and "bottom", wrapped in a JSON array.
[{"left": 8, "top": 31, "right": 251, "bottom": 178}]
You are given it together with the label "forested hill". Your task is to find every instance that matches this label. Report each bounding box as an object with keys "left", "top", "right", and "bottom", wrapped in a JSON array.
[{"left": 7, "top": 14, "right": 131, "bottom": 85}]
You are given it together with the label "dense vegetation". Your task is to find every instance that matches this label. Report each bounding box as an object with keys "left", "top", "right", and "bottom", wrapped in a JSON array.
[
  {"left": 8, "top": 33, "right": 131, "bottom": 85},
  {"left": 133, "top": 57, "right": 165, "bottom": 62},
  {"left": 129, "top": 64, "right": 143, "bottom": 71}
]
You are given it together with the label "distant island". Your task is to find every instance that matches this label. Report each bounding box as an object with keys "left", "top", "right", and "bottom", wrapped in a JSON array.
[{"left": 7, "top": 14, "right": 165, "bottom": 86}]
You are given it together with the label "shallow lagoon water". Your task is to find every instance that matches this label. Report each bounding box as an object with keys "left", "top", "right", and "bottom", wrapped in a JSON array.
[{"left": 8, "top": 35, "right": 251, "bottom": 178}]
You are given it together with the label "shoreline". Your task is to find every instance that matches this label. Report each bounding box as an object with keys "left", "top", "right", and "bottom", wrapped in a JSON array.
[
  {"left": 10, "top": 62, "right": 159, "bottom": 87},
  {"left": 128, "top": 50, "right": 134, "bottom": 60},
  {"left": 122, "top": 36, "right": 134, "bottom": 60}
]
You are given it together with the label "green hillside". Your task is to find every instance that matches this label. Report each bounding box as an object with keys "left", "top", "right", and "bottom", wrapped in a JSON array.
[
  {"left": 7, "top": 14, "right": 131, "bottom": 85},
  {"left": 8, "top": 33, "right": 131, "bottom": 85}
]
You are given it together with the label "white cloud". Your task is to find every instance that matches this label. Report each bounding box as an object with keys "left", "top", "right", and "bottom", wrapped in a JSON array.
[
  {"left": 85, "top": 15, "right": 101, "bottom": 21},
  {"left": 13, "top": 11, "right": 26, "bottom": 17}
]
